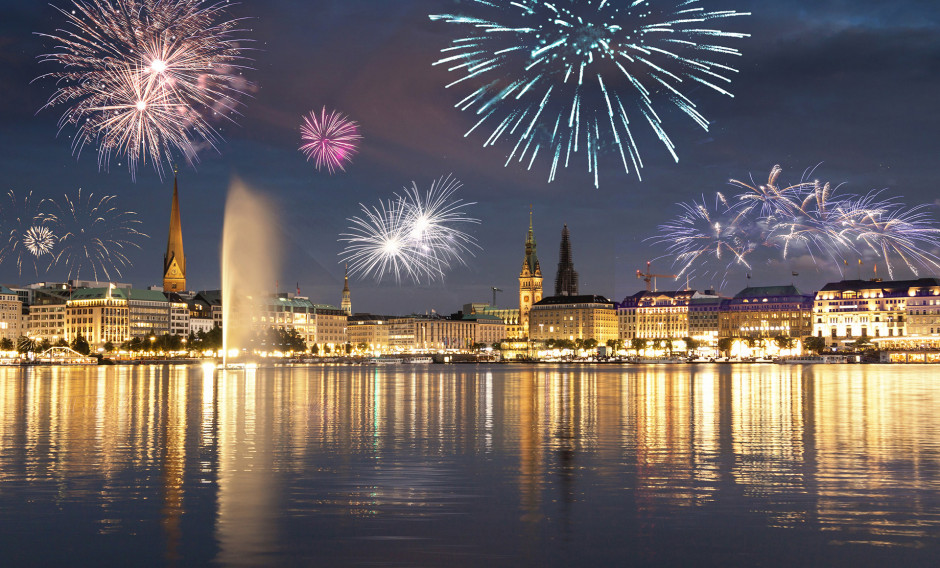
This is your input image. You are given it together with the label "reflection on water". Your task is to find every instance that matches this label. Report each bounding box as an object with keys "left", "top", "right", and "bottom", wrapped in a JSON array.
[{"left": 1, "top": 364, "right": 939, "bottom": 567}]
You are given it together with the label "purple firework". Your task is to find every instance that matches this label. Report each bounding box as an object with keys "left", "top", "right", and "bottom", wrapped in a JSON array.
[{"left": 299, "top": 107, "right": 362, "bottom": 173}]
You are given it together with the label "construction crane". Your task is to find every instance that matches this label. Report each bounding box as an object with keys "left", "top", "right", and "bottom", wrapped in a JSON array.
[
  {"left": 491, "top": 287, "right": 503, "bottom": 306},
  {"left": 637, "top": 261, "right": 677, "bottom": 292}
]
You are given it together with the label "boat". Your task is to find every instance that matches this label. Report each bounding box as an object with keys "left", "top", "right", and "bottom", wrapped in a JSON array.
[
  {"left": 635, "top": 356, "right": 684, "bottom": 364},
  {"left": 366, "top": 357, "right": 401, "bottom": 365},
  {"left": 404, "top": 357, "right": 433, "bottom": 364}
]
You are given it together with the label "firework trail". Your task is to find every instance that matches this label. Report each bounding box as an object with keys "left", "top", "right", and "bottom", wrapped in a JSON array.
[
  {"left": 299, "top": 108, "right": 362, "bottom": 173},
  {"left": 339, "top": 175, "right": 480, "bottom": 283},
  {"left": 430, "top": 0, "right": 750, "bottom": 187},
  {"left": 36, "top": 0, "right": 254, "bottom": 179},
  {"left": 47, "top": 189, "right": 148, "bottom": 280},
  {"left": 0, "top": 191, "right": 55, "bottom": 275},
  {"left": 654, "top": 165, "right": 940, "bottom": 283}
]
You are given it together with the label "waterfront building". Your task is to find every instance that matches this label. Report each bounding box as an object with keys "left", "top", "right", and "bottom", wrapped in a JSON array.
[
  {"left": 26, "top": 287, "right": 71, "bottom": 344},
  {"left": 340, "top": 264, "right": 352, "bottom": 316},
  {"left": 518, "top": 210, "right": 543, "bottom": 337},
  {"left": 388, "top": 317, "right": 418, "bottom": 351},
  {"left": 688, "top": 295, "right": 723, "bottom": 349},
  {"left": 163, "top": 175, "right": 187, "bottom": 293},
  {"left": 414, "top": 316, "right": 476, "bottom": 351},
  {"left": 193, "top": 291, "right": 223, "bottom": 328},
  {"left": 554, "top": 224, "right": 578, "bottom": 296},
  {"left": 903, "top": 280, "right": 940, "bottom": 337},
  {"left": 633, "top": 290, "right": 697, "bottom": 340},
  {"left": 313, "top": 303, "right": 348, "bottom": 352},
  {"left": 347, "top": 314, "right": 392, "bottom": 353},
  {"left": 812, "top": 279, "right": 935, "bottom": 347},
  {"left": 127, "top": 289, "right": 172, "bottom": 339},
  {"left": 461, "top": 313, "right": 506, "bottom": 346},
  {"left": 66, "top": 287, "right": 130, "bottom": 347},
  {"left": 0, "top": 286, "right": 23, "bottom": 341},
  {"left": 166, "top": 293, "right": 191, "bottom": 337},
  {"left": 720, "top": 285, "right": 814, "bottom": 341},
  {"left": 528, "top": 294, "right": 617, "bottom": 344},
  {"left": 463, "top": 303, "right": 521, "bottom": 340},
  {"left": 616, "top": 291, "right": 645, "bottom": 342}
]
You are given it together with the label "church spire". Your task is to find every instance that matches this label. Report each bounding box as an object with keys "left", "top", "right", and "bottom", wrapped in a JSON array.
[
  {"left": 554, "top": 224, "right": 578, "bottom": 296},
  {"left": 163, "top": 172, "right": 186, "bottom": 292},
  {"left": 341, "top": 263, "right": 352, "bottom": 316}
]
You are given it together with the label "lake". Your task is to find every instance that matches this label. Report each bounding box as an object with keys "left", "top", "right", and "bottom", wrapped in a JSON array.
[{"left": 1, "top": 363, "right": 938, "bottom": 567}]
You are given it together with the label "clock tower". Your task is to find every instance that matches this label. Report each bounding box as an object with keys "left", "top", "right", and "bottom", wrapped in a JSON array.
[{"left": 518, "top": 209, "right": 542, "bottom": 337}]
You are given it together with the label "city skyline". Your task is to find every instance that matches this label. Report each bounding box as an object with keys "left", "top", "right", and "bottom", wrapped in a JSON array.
[{"left": 1, "top": 1, "right": 939, "bottom": 315}]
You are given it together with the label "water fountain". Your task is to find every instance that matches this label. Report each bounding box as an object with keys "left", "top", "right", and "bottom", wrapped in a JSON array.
[{"left": 220, "top": 178, "right": 281, "bottom": 367}]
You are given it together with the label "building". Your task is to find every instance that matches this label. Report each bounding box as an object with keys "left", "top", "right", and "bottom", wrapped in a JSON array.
[
  {"left": 463, "top": 303, "right": 521, "bottom": 340},
  {"left": 462, "top": 313, "right": 506, "bottom": 346},
  {"left": 313, "top": 303, "right": 348, "bottom": 352},
  {"left": 0, "top": 286, "right": 23, "bottom": 342},
  {"left": 340, "top": 264, "right": 352, "bottom": 316},
  {"left": 632, "top": 290, "right": 697, "bottom": 340},
  {"left": 720, "top": 285, "right": 814, "bottom": 341},
  {"left": 414, "top": 316, "right": 476, "bottom": 351},
  {"left": 903, "top": 280, "right": 940, "bottom": 337},
  {"left": 528, "top": 294, "right": 617, "bottom": 344},
  {"left": 65, "top": 287, "right": 130, "bottom": 347},
  {"left": 165, "top": 293, "right": 191, "bottom": 337},
  {"left": 688, "top": 295, "right": 723, "bottom": 349},
  {"left": 554, "top": 224, "right": 578, "bottom": 296},
  {"left": 812, "top": 279, "right": 933, "bottom": 347},
  {"left": 127, "top": 289, "right": 172, "bottom": 339},
  {"left": 616, "top": 291, "right": 645, "bottom": 343},
  {"left": 163, "top": 175, "right": 187, "bottom": 293},
  {"left": 347, "top": 314, "right": 392, "bottom": 353},
  {"left": 26, "top": 287, "right": 71, "bottom": 344},
  {"left": 518, "top": 210, "right": 543, "bottom": 336}
]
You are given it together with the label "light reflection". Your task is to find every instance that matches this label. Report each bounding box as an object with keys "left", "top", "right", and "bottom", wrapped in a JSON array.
[{"left": 0, "top": 364, "right": 938, "bottom": 561}]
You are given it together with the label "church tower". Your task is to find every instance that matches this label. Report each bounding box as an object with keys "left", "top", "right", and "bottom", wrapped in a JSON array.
[
  {"left": 340, "top": 264, "right": 352, "bottom": 316},
  {"left": 554, "top": 224, "right": 579, "bottom": 296},
  {"left": 163, "top": 174, "right": 186, "bottom": 292},
  {"left": 518, "top": 209, "right": 542, "bottom": 337}
]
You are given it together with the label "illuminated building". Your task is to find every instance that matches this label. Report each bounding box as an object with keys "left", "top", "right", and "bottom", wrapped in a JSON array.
[
  {"left": 166, "top": 293, "right": 191, "bottom": 337},
  {"left": 720, "top": 286, "right": 813, "bottom": 341},
  {"left": 461, "top": 313, "right": 506, "bottom": 346},
  {"left": 312, "top": 303, "right": 348, "bottom": 352},
  {"left": 811, "top": 279, "right": 939, "bottom": 347},
  {"left": 688, "top": 295, "right": 723, "bottom": 348},
  {"left": 127, "top": 289, "right": 173, "bottom": 339},
  {"left": 66, "top": 286, "right": 130, "bottom": 346},
  {"left": 528, "top": 294, "right": 617, "bottom": 343},
  {"left": 632, "top": 290, "right": 697, "bottom": 340},
  {"left": 0, "top": 286, "right": 22, "bottom": 341},
  {"left": 347, "top": 315, "right": 391, "bottom": 353},
  {"left": 163, "top": 174, "right": 187, "bottom": 293},
  {"left": 518, "top": 209, "right": 543, "bottom": 337}
]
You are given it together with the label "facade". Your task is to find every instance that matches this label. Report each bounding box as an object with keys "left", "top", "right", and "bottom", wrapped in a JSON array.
[
  {"left": 0, "top": 286, "right": 23, "bottom": 341},
  {"left": 904, "top": 281, "right": 940, "bottom": 337},
  {"left": 313, "top": 304, "right": 348, "bottom": 351},
  {"left": 414, "top": 317, "right": 476, "bottom": 351},
  {"left": 462, "top": 313, "right": 506, "bottom": 346},
  {"left": 528, "top": 294, "right": 617, "bottom": 343},
  {"left": 518, "top": 210, "right": 543, "bottom": 337},
  {"left": 66, "top": 287, "right": 130, "bottom": 347},
  {"left": 127, "top": 289, "right": 172, "bottom": 339},
  {"left": 633, "top": 290, "right": 697, "bottom": 340},
  {"left": 554, "top": 224, "right": 579, "bottom": 296},
  {"left": 720, "top": 286, "right": 814, "bottom": 340},
  {"left": 347, "top": 315, "right": 391, "bottom": 353},
  {"left": 616, "top": 291, "right": 645, "bottom": 342},
  {"left": 812, "top": 279, "right": 932, "bottom": 346},
  {"left": 166, "top": 293, "right": 191, "bottom": 337},
  {"left": 688, "top": 296, "right": 723, "bottom": 348},
  {"left": 163, "top": 175, "right": 187, "bottom": 293}
]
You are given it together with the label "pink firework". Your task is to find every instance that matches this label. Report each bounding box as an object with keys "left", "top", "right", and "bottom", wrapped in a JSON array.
[{"left": 299, "top": 108, "right": 362, "bottom": 173}]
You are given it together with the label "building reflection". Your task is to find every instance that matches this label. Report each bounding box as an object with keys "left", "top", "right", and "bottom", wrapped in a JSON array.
[{"left": 0, "top": 363, "right": 939, "bottom": 560}]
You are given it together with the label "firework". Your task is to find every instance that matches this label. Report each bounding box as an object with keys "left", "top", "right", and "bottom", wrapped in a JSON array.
[
  {"left": 430, "top": 1, "right": 749, "bottom": 187},
  {"left": 0, "top": 191, "right": 55, "bottom": 275},
  {"left": 299, "top": 108, "right": 362, "bottom": 173},
  {"left": 24, "top": 226, "right": 57, "bottom": 258},
  {"left": 649, "top": 193, "right": 753, "bottom": 284},
  {"left": 654, "top": 165, "right": 940, "bottom": 283},
  {"left": 339, "top": 175, "right": 480, "bottom": 283},
  {"left": 37, "top": 0, "right": 254, "bottom": 179},
  {"left": 47, "top": 189, "right": 148, "bottom": 280}
]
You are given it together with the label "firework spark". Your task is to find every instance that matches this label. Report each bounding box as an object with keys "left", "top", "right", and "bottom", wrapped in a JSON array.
[
  {"left": 299, "top": 108, "right": 362, "bottom": 173},
  {"left": 48, "top": 189, "right": 148, "bottom": 280},
  {"left": 339, "top": 175, "right": 480, "bottom": 283},
  {"left": 653, "top": 165, "right": 940, "bottom": 283},
  {"left": 430, "top": 1, "right": 750, "bottom": 187},
  {"left": 36, "top": 0, "right": 254, "bottom": 179},
  {"left": 0, "top": 191, "right": 54, "bottom": 275}
]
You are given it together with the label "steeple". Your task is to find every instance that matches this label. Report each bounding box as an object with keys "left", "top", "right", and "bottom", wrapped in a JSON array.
[
  {"left": 163, "top": 172, "right": 186, "bottom": 292},
  {"left": 554, "top": 224, "right": 578, "bottom": 296},
  {"left": 518, "top": 207, "right": 543, "bottom": 338},
  {"left": 341, "top": 263, "right": 351, "bottom": 316}
]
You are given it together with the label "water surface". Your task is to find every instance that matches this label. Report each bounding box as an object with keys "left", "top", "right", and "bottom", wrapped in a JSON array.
[{"left": 1, "top": 363, "right": 938, "bottom": 567}]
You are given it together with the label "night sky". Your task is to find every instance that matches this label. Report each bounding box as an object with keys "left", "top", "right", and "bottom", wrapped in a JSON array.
[{"left": 1, "top": 0, "right": 938, "bottom": 315}]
